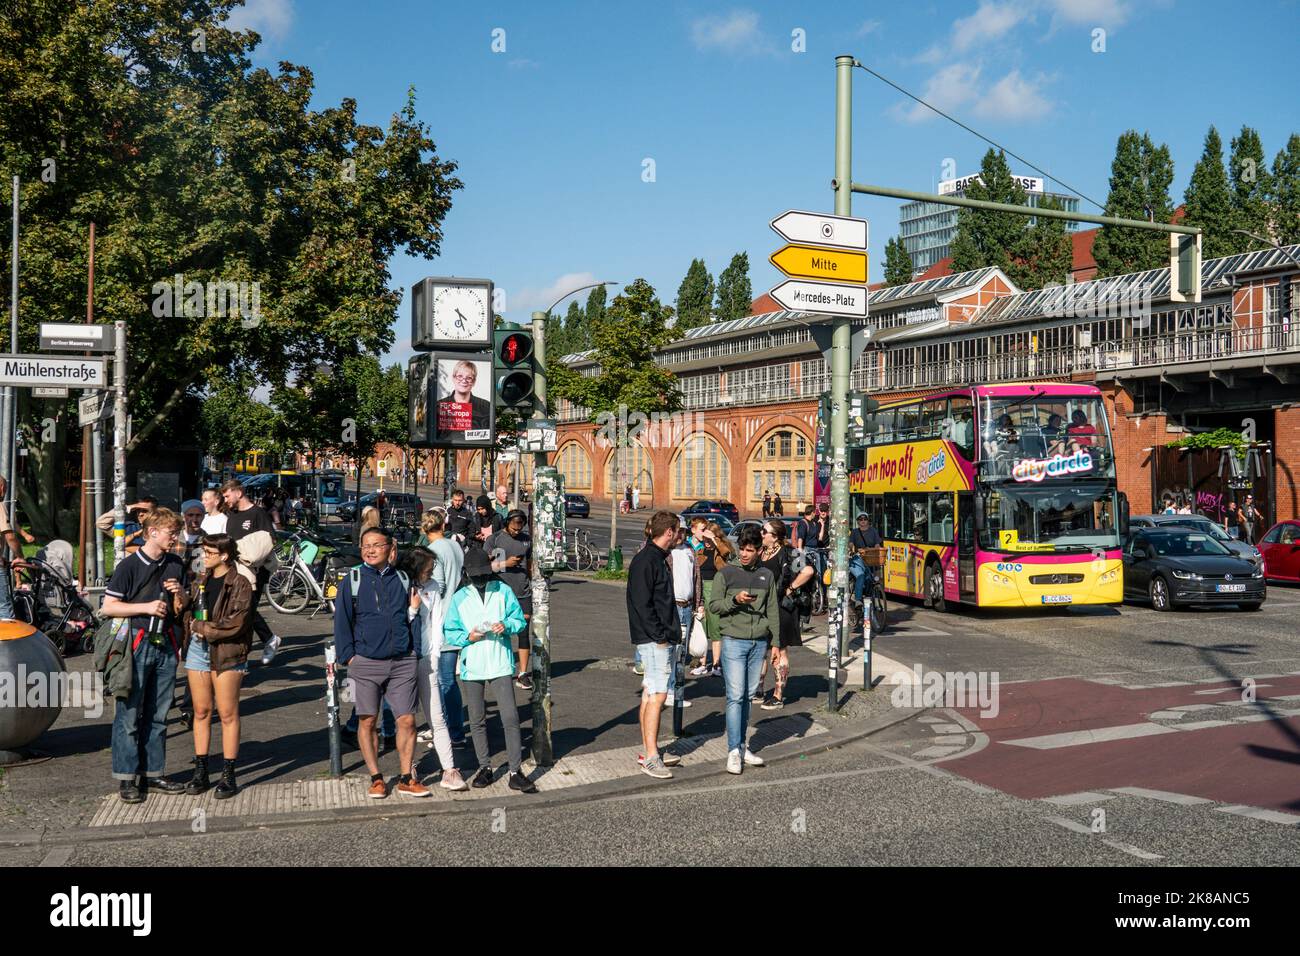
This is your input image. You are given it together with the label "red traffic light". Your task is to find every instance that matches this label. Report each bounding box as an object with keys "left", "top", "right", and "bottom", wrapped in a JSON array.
[{"left": 498, "top": 332, "right": 532, "bottom": 366}]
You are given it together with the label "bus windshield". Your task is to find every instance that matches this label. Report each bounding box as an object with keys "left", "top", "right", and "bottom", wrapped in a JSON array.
[
  {"left": 980, "top": 482, "right": 1121, "bottom": 552},
  {"left": 979, "top": 394, "right": 1113, "bottom": 479}
]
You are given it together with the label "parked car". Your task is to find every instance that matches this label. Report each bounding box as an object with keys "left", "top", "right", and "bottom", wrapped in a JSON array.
[
  {"left": 563, "top": 493, "right": 590, "bottom": 518},
  {"left": 336, "top": 491, "right": 424, "bottom": 524},
  {"left": 1258, "top": 520, "right": 1300, "bottom": 582},
  {"left": 1122, "top": 528, "right": 1265, "bottom": 611},
  {"left": 682, "top": 499, "right": 740, "bottom": 523},
  {"left": 1131, "top": 514, "right": 1262, "bottom": 570}
]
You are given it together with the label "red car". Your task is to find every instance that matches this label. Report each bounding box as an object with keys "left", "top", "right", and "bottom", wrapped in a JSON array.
[{"left": 1258, "top": 520, "right": 1300, "bottom": 582}]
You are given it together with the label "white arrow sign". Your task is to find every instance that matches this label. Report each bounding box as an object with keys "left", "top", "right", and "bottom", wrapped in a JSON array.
[
  {"left": 770, "top": 209, "right": 868, "bottom": 250},
  {"left": 768, "top": 279, "right": 869, "bottom": 318}
]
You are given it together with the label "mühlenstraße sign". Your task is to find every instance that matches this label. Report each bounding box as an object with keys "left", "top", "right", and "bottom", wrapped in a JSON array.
[
  {"left": 39, "top": 322, "right": 116, "bottom": 352},
  {"left": 0, "top": 355, "right": 107, "bottom": 388}
]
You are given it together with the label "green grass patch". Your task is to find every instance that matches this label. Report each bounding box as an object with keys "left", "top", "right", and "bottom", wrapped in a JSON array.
[{"left": 594, "top": 568, "right": 627, "bottom": 581}]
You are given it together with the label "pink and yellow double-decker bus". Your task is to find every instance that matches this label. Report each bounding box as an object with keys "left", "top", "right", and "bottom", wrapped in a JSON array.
[{"left": 848, "top": 382, "right": 1127, "bottom": 610}]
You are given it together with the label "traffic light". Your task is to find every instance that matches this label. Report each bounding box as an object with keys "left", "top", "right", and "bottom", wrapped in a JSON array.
[{"left": 494, "top": 326, "right": 535, "bottom": 412}]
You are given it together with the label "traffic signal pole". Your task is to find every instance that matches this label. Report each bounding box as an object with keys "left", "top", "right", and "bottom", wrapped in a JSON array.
[
  {"left": 529, "top": 310, "right": 553, "bottom": 766},
  {"left": 824, "top": 55, "right": 855, "bottom": 713}
]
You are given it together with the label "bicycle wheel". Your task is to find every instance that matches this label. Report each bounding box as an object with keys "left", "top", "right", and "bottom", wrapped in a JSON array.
[
  {"left": 576, "top": 544, "right": 595, "bottom": 572},
  {"left": 812, "top": 584, "right": 826, "bottom": 616},
  {"left": 869, "top": 580, "right": 887, "bottom": 633},
  {"left": 266, "top": 568, "right": 311, "bottom": 614}
]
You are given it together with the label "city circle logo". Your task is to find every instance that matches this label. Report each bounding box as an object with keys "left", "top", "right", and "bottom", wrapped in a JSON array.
[
  {"left": 915, "top": 449, "right": 947, "bottom": 486},
  {"left": 1012, "top": 450, "right": 1093, "bottom": 483}
]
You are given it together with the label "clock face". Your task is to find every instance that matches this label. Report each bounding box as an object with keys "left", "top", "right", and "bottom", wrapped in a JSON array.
[{"left": 432, "top": 283, "right": 489, "bottom": 344}]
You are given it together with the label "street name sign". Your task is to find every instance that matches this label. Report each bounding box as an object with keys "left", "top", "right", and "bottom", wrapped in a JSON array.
[
  {"left": 770, "top": 243, "right": 868, "bottom": 284},
  {"left": 39, "top": 323, "right": 116, "bottom": 352},
  {"left": 768, "top": 279, "right": 868, "bottom": 318},
  {"left": 0, "top": 355, "right": 106, "bottom": 388},
  {"left": 78, "top": 392, "right": 112, "bottom": 426},
  {"left": 33, "top": 386, "right": 69, "bottom": 398},
  {"left": 769, "top": 210, "right": 868, "bottom": 250}
]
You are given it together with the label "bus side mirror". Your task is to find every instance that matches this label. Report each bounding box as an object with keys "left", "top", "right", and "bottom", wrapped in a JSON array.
[
  {"left": 974, "top": 494, "right": 986, "bottom": 533},
  {"left": 1118, "top": 492, "right": 1130, "bottom": 537}
]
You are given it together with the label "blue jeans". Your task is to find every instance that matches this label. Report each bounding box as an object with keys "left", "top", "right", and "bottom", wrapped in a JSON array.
[
  {"left": 722, "top": 638, "right": 767, "bottom": 753},
  {"left": 111, "top": 638, "right": 178, "bottom": 780},
  {"left": 438, "top": 649, "right": 466, "bottom": 743},
  {"left": 848, "top": 556, "right": 875, "bottom": 603},
  {"left": 0, "top": 564, "right": 12, "bottom": 620}
]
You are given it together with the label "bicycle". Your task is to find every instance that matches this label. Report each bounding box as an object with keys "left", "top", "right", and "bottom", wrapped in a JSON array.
[
  {"left": 564, "top": 528, "right": 599, "bottom": 572},
  {"left": 266, "top": 530, "right": 346, "bottom": 618}
]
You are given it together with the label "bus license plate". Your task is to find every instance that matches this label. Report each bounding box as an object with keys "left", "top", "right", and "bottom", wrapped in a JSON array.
[
  {"left": 1042, "top": 595, "right": 1072, "bottom": 604},
  {"left": 1216, "top": 584, "right": 1246, "bottom": 593}
]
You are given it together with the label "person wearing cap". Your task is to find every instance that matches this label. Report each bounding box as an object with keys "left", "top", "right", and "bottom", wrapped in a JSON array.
[
  {"left": 490, "top": 509, "right": 534, "bottom": 691},
  {"left": 849, "top": 513, "right": 882, "bottom": 608},
  {"left": 472, "top": 494, "right": 503, "bottom": 548},
  {"left": 441, "top": 546, "right": 536, "bottom": 793}
]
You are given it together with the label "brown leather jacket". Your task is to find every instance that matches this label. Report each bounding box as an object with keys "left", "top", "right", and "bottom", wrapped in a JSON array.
[{"left": 179, "top": 565, "right": 256, "bottom": 673}]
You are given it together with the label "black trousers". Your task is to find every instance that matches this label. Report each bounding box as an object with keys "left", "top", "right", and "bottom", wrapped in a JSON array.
[{"left": 252, "top": 565, "right": 274, "bottom": 645}]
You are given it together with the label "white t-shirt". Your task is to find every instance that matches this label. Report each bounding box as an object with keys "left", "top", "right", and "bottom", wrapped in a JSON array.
[{"left": 201, "top": 512, "right": 228, "bottom": 535}]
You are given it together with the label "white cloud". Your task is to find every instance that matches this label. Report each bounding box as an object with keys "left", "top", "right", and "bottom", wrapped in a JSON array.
[
  {"left": 511, "top": 272, "right": 601, "bottom": 313},
  {"left": 1044, "top": 0, "right": 1130, "bottom": 26},
  {"left": 972, "top": 69, "right": 1053, "bottom": 122},
  {"left": 857, "top": 19, "right": 882, "bottom": 37},
  {"left": 951, "top": 1, "right": 1031, "bottom": 52},
  {"left": 225, "top": 0, "right": 294, "bottom": 42},
  {"left": 690, "top": 10, "right": 769, "bottom": 55},
  {"left": 894, "top": 62, "right": 981, "bottom": 124}
]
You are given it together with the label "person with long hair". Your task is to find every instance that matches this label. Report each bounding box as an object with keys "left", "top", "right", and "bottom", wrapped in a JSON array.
[
  {"left": 757, "top": 519, "right": 814, "bottom": 709},
  {"left": 398, "top": 548, "right": 467, "bottom": 791},
  {"left": 420, "top": 509, "right": 467, "bottom": 749},
  {"left": 178, "top": 534, "right": 256, "bottom": 798},
  {"left": 355, "top": 504, "right": 381, "bottom": 546},
  {"left": 693, "top": 519, "right": 734, "bottom": 677}
]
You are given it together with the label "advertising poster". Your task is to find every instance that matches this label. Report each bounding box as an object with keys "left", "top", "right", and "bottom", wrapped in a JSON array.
[{"left": 433, "top": 353, "right": 494, "bottom": 447}]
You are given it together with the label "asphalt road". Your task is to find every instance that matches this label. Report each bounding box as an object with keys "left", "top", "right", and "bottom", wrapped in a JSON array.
[{"left": 6, "top": 580, "right": 1298, "bottom": 867}]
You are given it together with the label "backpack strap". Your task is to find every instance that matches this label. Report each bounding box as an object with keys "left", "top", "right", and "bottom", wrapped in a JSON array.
[{"left": 349, "top": 565, "right": 362, "bottom": 598}]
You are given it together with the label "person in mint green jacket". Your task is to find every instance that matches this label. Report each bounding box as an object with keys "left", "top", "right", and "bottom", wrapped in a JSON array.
[{"left": 441, "top": 547, "right": 537, "bottom": 794}]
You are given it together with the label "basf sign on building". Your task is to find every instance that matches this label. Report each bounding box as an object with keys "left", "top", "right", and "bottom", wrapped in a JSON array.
[{"left": 938, "top": 174, "right": 1044, "bottom": 195}]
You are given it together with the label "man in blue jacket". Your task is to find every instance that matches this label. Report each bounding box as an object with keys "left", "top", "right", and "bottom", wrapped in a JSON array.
[{"left": 335, "top": 527, "right": 429, "bottom": 800}]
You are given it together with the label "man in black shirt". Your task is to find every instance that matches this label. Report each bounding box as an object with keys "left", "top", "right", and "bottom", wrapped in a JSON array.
[
  {"left": 103, "top": 508, "right": 187, "bottom": 802},
  {"left": 471, "top": 494, "right": 504, "bottom": 550},
  {"left": 444, "top": 488, "right": 475, "bottom": 543},
  {"left": 221, "top": 479, "right": 281, "bottom": 665},
  {"left": 626, "top": 510, "right": 681, "bottom": 779}
]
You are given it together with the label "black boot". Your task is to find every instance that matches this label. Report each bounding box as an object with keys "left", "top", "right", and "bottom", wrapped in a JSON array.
[
  {"left": 213, "top": 760, "right": 238, "bottom": 800},
  {"left": 119, "top": 779, "right": 143, "bottom": 804},
  {"left": 185, "top": 755, "right": 210, "bottom": 795}
]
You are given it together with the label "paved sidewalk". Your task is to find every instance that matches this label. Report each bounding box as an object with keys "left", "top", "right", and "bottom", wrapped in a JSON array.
[{"left": 0, "top": 573, "right": 903, "bottom": 840}]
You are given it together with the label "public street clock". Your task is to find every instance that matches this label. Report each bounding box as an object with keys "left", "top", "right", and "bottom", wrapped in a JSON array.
[{"left": 412, "top": 276, "right": 494, "bottom": 350}]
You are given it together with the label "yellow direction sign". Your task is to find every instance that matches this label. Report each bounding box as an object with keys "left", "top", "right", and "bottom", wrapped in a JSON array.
[{"left": 769, "top": 244, "right": 867, "bottom": 284}]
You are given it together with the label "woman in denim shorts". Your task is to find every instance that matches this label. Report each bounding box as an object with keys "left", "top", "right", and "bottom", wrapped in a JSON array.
[{"left": 178, "top": 534, "right": 256, "bottom": 799}]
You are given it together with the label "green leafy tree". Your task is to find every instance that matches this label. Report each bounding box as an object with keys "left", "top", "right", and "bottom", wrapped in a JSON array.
[
  {"left": 883, "top": 236, "right": 914, "bottom": 285},
  {"left": 553, "top": 278, "right": 680, "bottom": 549},
  {"left": 1229, "top": 126, "right": 1273, "bottom": 251},
  {"left": 674, "top": 257, "right": 714, "bottom": 328},
  {"left": 576, "top": 284, "right": 606, "bottom": 349},
  {"left": 0, "top": 1, "right": 461, "bottom": 533},
  {"left": 714, "top": 252, "right": 752, "bottom": 323},
  {"left": 948, "top": 149, "right": 1029, "bottom": 276},
  {"left": 1182, "top": 126, "right": 1235, "bottom": 260},
  {"left": 1013, "top": 195, "right": 1074, "bottom": 289},
  {"left": 1271, "top": 133, "right": 1300, "bottom": 247},
  {"left": 1091, "top": 131, "right": 1175, "bottom": 277}
]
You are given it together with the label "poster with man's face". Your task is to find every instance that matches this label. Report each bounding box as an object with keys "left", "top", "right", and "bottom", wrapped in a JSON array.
[{"left": 433, "top": 353, "right": 494, "bottom": 447}]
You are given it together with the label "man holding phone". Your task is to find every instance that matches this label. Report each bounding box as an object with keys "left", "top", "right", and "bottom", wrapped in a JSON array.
[
  {"left": 709, "top": 527, "right": 778, "bottom": 774},
  {"left": 102, "top": 508, "right": 188, "bottom": 803}
]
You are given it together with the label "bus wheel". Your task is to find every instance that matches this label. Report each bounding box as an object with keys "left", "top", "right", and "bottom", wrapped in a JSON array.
[{"left": 926, "top": 563, "right": 946, "bottom": 613}]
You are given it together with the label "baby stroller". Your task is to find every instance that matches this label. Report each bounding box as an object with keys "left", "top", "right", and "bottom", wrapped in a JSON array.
[{"left": 12, "top": 541, "right": 99, "bottom": 656}]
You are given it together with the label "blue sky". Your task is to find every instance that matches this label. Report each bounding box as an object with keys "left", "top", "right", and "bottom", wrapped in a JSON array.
[{"left": 229, "top": 0, "right": 1300, "bottom": 365}]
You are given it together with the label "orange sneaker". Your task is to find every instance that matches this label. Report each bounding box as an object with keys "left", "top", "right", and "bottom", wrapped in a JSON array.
[
  {"left": 367, "top": 777, "right": 389, "bottom": 799},
  {"left": 396, "top": 777, "right": 431, "bottom": 798}
]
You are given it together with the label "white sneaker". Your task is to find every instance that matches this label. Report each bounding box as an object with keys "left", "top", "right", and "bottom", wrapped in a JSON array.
[
  {"left": 689, "top": 665, "right": 709, "bottom": 677},
  {"left": 743, "top": 748, "right": 764, "bottom": 767},
  {"left": 417, "top": 729, "right": 434, "bottom": 742},
  {"left": 260, "top": 634, "right": 282, "bottom": 665},
  {"left": 726, "top": 749, "right": 743, "bottom": 775},
  {"left": 664, "top": 695, "right": 692, "bottom": 708}
]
